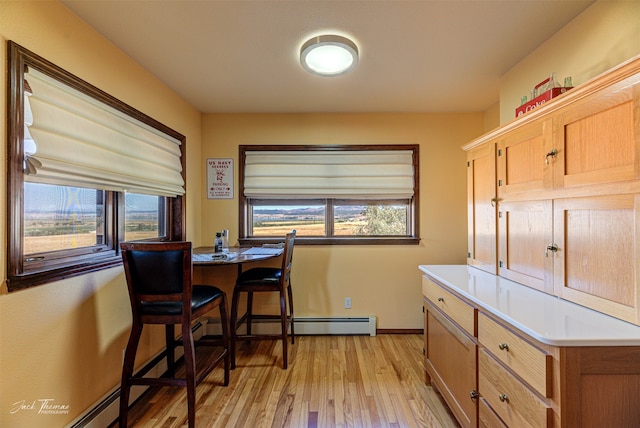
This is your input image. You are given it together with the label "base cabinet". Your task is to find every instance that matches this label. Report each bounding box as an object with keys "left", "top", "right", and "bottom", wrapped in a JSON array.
[
  {"left": 423, "top": 277, "right": 478, "bottom": 428},
  {"left": 424, "top": 302, "right": 477, "bottom": 428},
  {"left": 423, "top": 273, "right": 640, "bottom": 428}
]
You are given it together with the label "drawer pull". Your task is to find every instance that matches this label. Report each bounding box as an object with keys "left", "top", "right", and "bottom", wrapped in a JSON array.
[
  {"left": 437, "top": 297, "right": 445, "bottom": 302},
  {"left": 498, "top": 342, "right": 509, "bottom": 351},
  {"left": 498, "top": 393, "right": 509, "bottom": 403},
  {"left": 470, "top": 390, "right": 479, "bottom": 400}
]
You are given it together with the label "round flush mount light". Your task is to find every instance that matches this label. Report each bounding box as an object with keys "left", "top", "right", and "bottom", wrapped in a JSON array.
[{"left": 300, "top": 35, "right": 359, "bottom": 77}]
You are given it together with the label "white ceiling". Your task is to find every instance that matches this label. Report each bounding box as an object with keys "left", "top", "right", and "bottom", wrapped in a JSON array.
[{"left": 61, "top": 0, "right": 595, "bottom": 114}]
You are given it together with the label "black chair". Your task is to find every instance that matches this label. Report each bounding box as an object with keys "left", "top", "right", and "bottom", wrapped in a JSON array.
[
  {"left": 119, "top": 241, "right": 230, "bottom": 428},
  {"left": 230, "top": 231, "right": 296, "bottom": 369}
]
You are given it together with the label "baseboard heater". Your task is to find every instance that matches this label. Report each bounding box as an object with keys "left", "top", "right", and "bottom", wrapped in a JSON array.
[{"left": 205, "top": 316, "right": 377, "bottom": 337}]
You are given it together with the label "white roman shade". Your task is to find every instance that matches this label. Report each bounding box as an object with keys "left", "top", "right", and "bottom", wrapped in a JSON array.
[
  {"left": 244, "top": 150, "right": 415, "bottom": 199},
  {"left": 23, "top": 68, "right": 185, "bottom": 197}
]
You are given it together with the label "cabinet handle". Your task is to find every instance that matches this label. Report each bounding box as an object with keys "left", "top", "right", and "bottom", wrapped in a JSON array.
[
  {"left": 470, "top": 390, "right": 479, "bottom": 400},
  {"left": 545, "top": 148, "right": 558, "bottom": 164},
  {"left": 545, "top": 243, "right": 559, "bottom": 257},
  {"left": 490, "top": 197, "right": 498, "bottom": 207},
  {"left": 498, "top": 393, "right": 509, "bottom": 403},
  {"left": 437, "top": 297, "right": 445, "bottom": 302},
  {"left": 498, "top": 342, "right": 509, "bottom": 351}
]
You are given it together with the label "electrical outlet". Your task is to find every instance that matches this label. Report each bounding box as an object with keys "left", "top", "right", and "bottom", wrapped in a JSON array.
[{"left": 345, "top": 297, "right": 352, "bottom": 309}]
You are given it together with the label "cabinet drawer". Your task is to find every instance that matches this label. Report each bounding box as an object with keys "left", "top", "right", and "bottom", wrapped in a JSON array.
[
  {"left": 423, "top": 277, "right": 476, "bottom": 335},
  {"left": 478, "top": 313, "right": 551, "bottom": 397},
  {"left": 479, "top": 397, "right": 507, "bottom": 428},
  {"left": 479, "top": 350, "right": 551, "bottom": 428}
]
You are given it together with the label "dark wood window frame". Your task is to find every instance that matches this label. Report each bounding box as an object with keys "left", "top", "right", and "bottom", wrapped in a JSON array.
[
  {"left": 238, "top": 144, "right": 420, "bottom": 246},
  {"left": 6, "top": 41, "right": 185, "bottom": 291}
]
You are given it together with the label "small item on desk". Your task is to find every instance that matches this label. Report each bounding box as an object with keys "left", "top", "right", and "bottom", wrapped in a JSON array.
[
  {"left": 243, "top": 246, "right": 283, "bottom": 255},
  {"left": 221, "top": 229, "right": 229, "bottom": 252},
  {"left": 211, "top": 252, "right": 237, "bottom": 261},
  {"left": 214, "top": 232, "right": 222, "bottom": 253},
  {"left": 192, "top": 252, "right": 238, "bottom": 262},
  {"left": 262, "top": 242, "right": 285, "bottom": 249}
]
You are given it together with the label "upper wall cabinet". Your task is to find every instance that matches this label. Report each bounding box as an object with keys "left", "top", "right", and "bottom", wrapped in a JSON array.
[
  {"left": 496, "top": 65, "right": 640, "bottom": 201},
  {"left": 464, "top": 55, "right": 640, "bottom": 324},
  {"left": 551, "top": 75, "right": 639, "bottom": 192},
  {"left": 496, "top": 117, "right": 553, "bottom": 198},
  {"left": 467, "top": 143, "right": 497, "bottom": 274}
]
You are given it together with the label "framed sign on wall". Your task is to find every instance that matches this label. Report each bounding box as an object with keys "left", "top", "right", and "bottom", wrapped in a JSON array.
[{"left": 207, "top": 158, "right": 234, "bottom": 199}]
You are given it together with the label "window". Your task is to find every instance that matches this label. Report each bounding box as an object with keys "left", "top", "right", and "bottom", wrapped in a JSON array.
[
  {"left": 124, "top": 193, "right": 167, "bottom": 242},
  {"left": 239, "top": 145, "right": 419, "bottom": 245},
  {"left": 6, "top": 41, "right": 185, "bottom": 291}
]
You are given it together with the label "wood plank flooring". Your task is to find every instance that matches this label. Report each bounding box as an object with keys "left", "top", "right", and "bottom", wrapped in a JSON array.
[{"left": 116, "top": 334, "right": 458, "bottom": 427}]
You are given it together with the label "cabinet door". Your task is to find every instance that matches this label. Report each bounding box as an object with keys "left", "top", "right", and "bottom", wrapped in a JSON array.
[
  {"left": 551, "top": 77, "right": 639, "bottom": 189},
  {"left": 425, "top": 303, "right": 478, "bottom": 428},
  {"left": 468, "top": 143, "right": 497, "bottom": 274},
  {"left": 498, "top": 200, "right": 554, "bottom": 294},
  {"left": 496, "top": 119, "right": 552, "bottom": 197},
  {"left": 553, "top": 194, "right": 640, "bottom": 324}
]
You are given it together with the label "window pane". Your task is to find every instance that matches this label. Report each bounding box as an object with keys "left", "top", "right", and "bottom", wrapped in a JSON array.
[
  {"left": 334, "top": 203, "right": 408, "bottom": 236},
  {"left": 124, "top": 193, "right": 165, "bottom": 241},
  {"left": 23, "top": 183, "right": 103, "bottom": 254},
  {"left": 252, "top": 203, "right": 325, "bottom": 236}
]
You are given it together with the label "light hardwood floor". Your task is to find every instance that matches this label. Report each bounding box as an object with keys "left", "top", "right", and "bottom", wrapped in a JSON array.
[{"left": 116, "top": 334, "right": 458, "bottom": 427}]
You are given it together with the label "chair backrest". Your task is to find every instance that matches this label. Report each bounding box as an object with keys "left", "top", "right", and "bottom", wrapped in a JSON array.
[
  {"left": 120, "top": 241, "right": 193, "bottom": 308},
  {"left": 280, "top": 231, "right": 296, "bottom": 287}
]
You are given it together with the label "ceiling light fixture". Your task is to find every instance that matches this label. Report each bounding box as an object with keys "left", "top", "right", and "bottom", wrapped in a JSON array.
[{"left": 300, "top": 35, "right": 359, "bottom": 77}]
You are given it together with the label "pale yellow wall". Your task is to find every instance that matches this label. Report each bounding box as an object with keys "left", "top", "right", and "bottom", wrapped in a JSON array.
[
  {"left": 0, "top": 2, "right": 202, "bottom": 426},
  {"left": 2, "top": 0, "right": 639, "bottom": 426},
  {"left": 483, "top": 102, "right": 500, "bottom": 133},
  {"left": 200, "top": 113, "right": 482, "bottom": 330},
  {"left": 499, "top": 0, "right": 640, "bottom": 124}
]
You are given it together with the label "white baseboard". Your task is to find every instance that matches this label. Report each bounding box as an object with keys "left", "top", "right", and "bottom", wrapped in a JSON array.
[{"left": 205, "top": 316, "right": 377, "bottom": 336}]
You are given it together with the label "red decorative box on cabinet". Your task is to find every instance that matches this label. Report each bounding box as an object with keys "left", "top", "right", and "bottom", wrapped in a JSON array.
[{"left": 516, "top": 87, "right": 572, "bottom": 117}]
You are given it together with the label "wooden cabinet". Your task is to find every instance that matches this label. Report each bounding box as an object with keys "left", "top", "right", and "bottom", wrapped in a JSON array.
[
  {"left": 498, "top": 199, "right": 553, "bottom": 294},
  {"left": 478, "top": 397, "right": 506, "bottom": 428},
  {"left": 552, "top": 194, "right": 640, "bottom": 324},
  {"left": 478, "top": 350, "right": 552, "bottom": 428},
  {"left": 421, "top": 265, "right": 640, "bottom": 428},
  {"left": 478, "top": 314, "right": 551, "bottom": 398},
  {"left": 464, "top": 56, "right": 640, "bottom": 325},
  {"left": 467, "top": 143, "right": 497, "bottom": 274},
  {"left": 423, "top": 278, "right": 478, "bottom": 428},
  {"left": 475, "top": 311, "right": 640, "bottom": 428},
  {"left": 551, "top": 73, "right": 639, "bottom": 190},
  {"left": 496, "top": 118, "right": 552, "bottom": 197}
]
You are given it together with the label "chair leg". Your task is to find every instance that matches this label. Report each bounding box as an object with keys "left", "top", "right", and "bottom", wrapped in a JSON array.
[
  {"left": 246, "top": 291, "right": 253, "bottom": 336},
  {"left": 280, "top": 289, "right": 288, "bottom": 369},
  {"left": 218, "top": 294, "right": 230, "bottom": 385},
  {"left": 182, "top": 322, "right": 197, "bottom": 428},
  {"left": 287, "top": 281, "right": 295, "bottom": 344},
  {"left": 230, "top": 286, "right": 240, "bottom": 370},
  {"left": 165, "top": 324, "right": 175, "bottom": 378},
  {"left": 119, "top": 322, "right": 143, "bottom": 428}
]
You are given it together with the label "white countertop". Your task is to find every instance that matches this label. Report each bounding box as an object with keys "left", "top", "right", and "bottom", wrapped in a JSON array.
[{"left": 419, "top": 264, "right": 640, "bottom": 347}]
